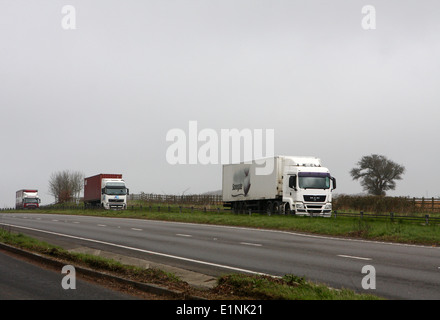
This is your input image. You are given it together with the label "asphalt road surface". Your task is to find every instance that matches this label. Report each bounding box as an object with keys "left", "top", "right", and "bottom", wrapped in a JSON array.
[
  {"left": 1, "top": 213, "right": 439, "bottom": 299},
  {"left": 0, "top": 249, "right": 137, "bottom": 300}
]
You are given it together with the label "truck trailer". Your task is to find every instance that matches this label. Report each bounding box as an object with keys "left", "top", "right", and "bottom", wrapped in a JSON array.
[
  {"left": 16, "top": 189, "right": 41, "bottom": 209},
  {"left": 84, "top": 174, "right": 129, "bottom": 209},
  {"left": 222, "top": 156, "right": 336, "bottom": 216}
]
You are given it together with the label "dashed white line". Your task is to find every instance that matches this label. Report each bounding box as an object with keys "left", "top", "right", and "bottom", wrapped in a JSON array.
[
  {"left": 337, "top": 254, "right": 372, "bottom": 261},
  {"left": 240, "top": 242, "right": 262, "bottom": 247},
  {"left": 0, "top": 223, "right": 269, "bottom": 276},
  {"left": 176, "top": 234, "right": 192, "bottom": 237},
  {"left": 97, "top": 224, "right": 106, "bottom": 227},
  {"left": 131, "top": 228, "right": 142, "bottom": 231}
]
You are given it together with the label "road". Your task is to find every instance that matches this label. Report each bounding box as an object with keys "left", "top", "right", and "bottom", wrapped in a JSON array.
[
  {"left": 1, "top": 212, "right": 439, "bottom": 299},
  {"left": 0, "top": 249, "right": 138, "bottom": 300}
]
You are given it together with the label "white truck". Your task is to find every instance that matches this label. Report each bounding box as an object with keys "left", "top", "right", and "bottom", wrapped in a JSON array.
[
  {"left": 222, "top": 156, "right": 336, "bottom": 216},
  {"left": 84, "top": 174, "right": 129, "bottom": 209}
]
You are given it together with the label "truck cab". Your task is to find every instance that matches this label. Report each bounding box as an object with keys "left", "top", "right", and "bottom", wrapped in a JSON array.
[
  {"left": 101, "top": 179, "right": 129, "bottom": 210},
  {"left": 283, "top": 166, "right": 336, "bottom": 217}
]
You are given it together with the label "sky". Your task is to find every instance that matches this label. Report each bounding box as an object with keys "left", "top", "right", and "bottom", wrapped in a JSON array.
[{"left": 1, "top": 0, "right": 439, "bottom": 207}]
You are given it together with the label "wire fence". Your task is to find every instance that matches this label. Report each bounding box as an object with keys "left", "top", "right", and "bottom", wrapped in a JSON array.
[
  {"left": 331, "top": 210, "right": 440, "bottom": 225},
  {"left": 129, "top": 193, "right": 223, "bottom": 206}
]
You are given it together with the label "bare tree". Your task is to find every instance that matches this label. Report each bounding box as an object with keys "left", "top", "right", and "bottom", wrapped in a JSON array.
[
  {"left": 49, "top": 170, "right": 84, "bottom": 203},
  {"left": 350, "top": 154, "right": 405, "bottom": 196}
]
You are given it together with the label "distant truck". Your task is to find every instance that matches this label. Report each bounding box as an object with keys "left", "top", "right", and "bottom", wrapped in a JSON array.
[
  {"left": 16, "top": 189, "right": 41, "bottom": 209},
  {"left": 84, "top": 174, "right": 129, "bottom": 209},
  {"left": 222, "top": 156, "right": 336, "bottom": 216}
]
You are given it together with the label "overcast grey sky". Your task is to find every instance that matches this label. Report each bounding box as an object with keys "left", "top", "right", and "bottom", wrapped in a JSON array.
[{"left": 1, "top": 1, "right": 439, "bottom": 207}]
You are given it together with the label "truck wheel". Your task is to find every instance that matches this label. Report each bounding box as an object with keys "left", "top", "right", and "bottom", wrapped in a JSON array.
[
  {"left": 242, "top": 202, "right": 248, "bottom": 214},
  {"left": 273, "top": 201, "right": 281, "bottom": 214},
  {"left": 237, "top": 202, "right": 242, "bottom": 214},
  {"left": 283, "top": 202, "right": 294, "bottom": 215},
  {"left": 266, "top": 201, "right": 273, "bottom": 216}
]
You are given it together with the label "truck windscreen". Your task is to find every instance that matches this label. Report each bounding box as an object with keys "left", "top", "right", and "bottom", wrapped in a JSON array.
[
  {"left": 24, "top": 198, "right": 39, "bottom": 203},
  {"left": 298, "top": 172, "right": 330, "bottom": 189},
  {"left": 105, "top": 187, "right": 127, "bottom": 195}
]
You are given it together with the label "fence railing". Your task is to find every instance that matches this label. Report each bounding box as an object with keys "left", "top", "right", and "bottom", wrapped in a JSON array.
[
  {"left": 331, "top": 210, "right": 440, "bottom": 225},
  {"left": 3, "top": 204, "right": 439, "bottom": 225},
  {"left": 129, "top": 193, "right": 223, "bottom": 206},
  {"left": 411, "top": 197, "right": 440, "bottom": 212},
  {"left": 332, "top": 196, "right": 440, "bottom": 214}
]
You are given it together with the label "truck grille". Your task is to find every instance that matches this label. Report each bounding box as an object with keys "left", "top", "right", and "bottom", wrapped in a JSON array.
[
  {"left": 304, "top": 195, "right": 326, "bottom": 202},
  {"left": 109, "top": 199, "right": 124, "bottom": 203}
]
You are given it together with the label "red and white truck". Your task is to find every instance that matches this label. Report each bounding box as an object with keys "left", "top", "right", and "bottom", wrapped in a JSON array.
[
  {"left": 16, "top": 189, "right": 41, "bottom": 209},
  {"left": 84, "top": 174, "right": 129, "bottom": 209}
]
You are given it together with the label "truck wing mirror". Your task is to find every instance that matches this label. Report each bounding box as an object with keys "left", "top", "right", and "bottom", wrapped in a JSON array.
[
  {"left": 127, "top": 188, "right": 129, "bottom": 195},
  {"left": 332, "top": 177, "right": 337, "bottom": 190},
  {"left": 101, "top": 188, "right": 105, "bottom": 194}
]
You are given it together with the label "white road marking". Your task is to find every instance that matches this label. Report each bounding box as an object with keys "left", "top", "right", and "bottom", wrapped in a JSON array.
[
  {"left": 0, "top": 223, "right": 269, "bottom": 276},
  {"left": 337, "top": 254, "right": 372, "bottom": 261},
  {"left": 240, "top": 242, "right": 262, "bottom": 247},
  {"left": 97, "top": 224, "right": 106, "bottom": 227},
  {"left": 176, "top": 234, "right": 192, "bottom": 237},
  {"left": 133, "top": 218, "right": 438, "bottom": 249},
  {"left": 131, "top": 228, "right": 142, "bottom": 231}
]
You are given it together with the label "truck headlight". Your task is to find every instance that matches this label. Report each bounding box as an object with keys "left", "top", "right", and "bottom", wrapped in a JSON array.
[
  {"left": 296, "top": 203, "right": 304, "bottom": 209},
  {"left": 324, "top": 203, "right": 332, "bottom": 210}
]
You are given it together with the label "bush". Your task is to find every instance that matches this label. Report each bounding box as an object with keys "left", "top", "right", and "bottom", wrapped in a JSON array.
[{"left": 333, "top": 194, "right": 415, "bottom": 214}]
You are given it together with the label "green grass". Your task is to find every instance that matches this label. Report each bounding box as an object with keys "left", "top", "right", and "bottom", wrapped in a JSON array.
[{"left": 215, "top": 274, "right": 381, "bottom": 300}]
